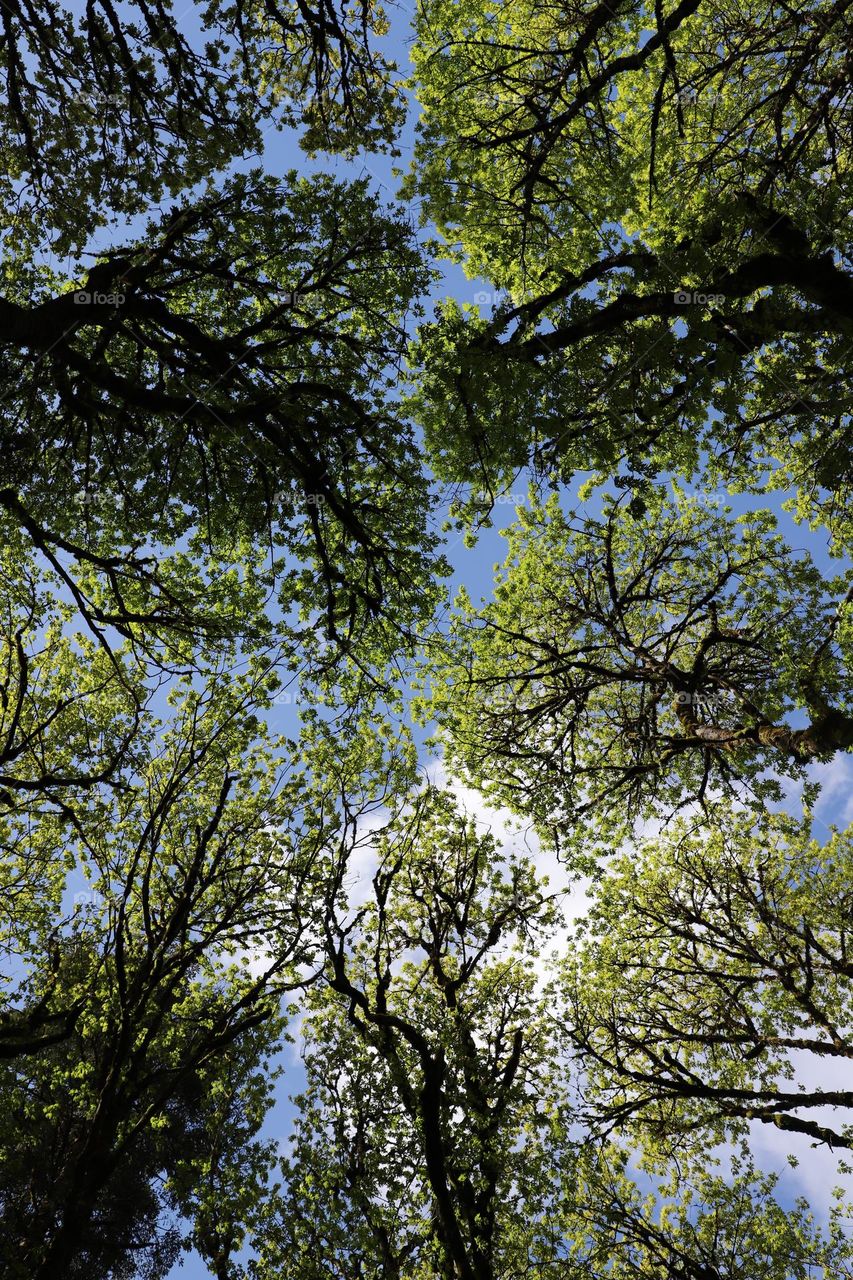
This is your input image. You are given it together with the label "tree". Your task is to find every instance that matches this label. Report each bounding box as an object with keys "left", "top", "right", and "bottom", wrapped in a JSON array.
[
  {"left": 0, "top": 172, "right": 444, "bottom": 664},
  {"left": 0, "top": 0, "right": 402, "bottom": 253},
  {"left": 560, "top": 808, "right": 853, "bottom": 1155},
  {"left": 0, "top": 0, "right": 446, "bottom": 677},
  {"left": 0, "top": 660, "right": 332, "bottom": 1278},
  {"left": 249, "top": 785, "right": 853, "bottom": 1280},
  {"left": 406, "top": 0, "right": 853, "bottom": 538},
  {"left": 257, "top": 783, "right": 576, "bottom": 1280},
  {"left": 418, "top": 487, "right": 853, "bottom": 853},
  {"left": 0, "top": 599, "right": 429, "bottom": 1276},
  {"left": 0, "top": 1000, "right": 280, "bottom": 1280}
]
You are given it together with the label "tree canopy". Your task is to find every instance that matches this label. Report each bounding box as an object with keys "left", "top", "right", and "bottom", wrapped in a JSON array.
[
  {"left": 406, "top": 0, "right": 853, "bottom": 537},
  {"left": 250, "top": 786, "right": 853, "bottom": 1280},
  {"left": 1, "top": 0, "right": 852, "bottom": 1275},
  {"left": 562, "top": 809, "right": 853, "bottom": 1154},
  {"left": 418, "top": 487, "right": 853, "bottom": 854}
]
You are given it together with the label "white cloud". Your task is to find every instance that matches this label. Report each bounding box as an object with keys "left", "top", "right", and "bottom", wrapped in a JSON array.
[{"left": 812, "top": 753, "right": 853, "bottom": 828}]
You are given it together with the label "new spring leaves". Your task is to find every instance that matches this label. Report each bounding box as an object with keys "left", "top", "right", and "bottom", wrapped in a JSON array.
[{"left": 1, "top": 0, "right": 853, "bottom": 1278}]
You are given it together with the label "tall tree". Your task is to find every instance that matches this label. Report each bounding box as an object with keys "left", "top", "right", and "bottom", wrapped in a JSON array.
[
  {"left": 0, "top": 0, "right": 402, "bottom": 252},
  {"left": 249, "top": 786, "right": 853, "bottom": 1280},
  {"left": 0, "top": 660, "right": 332, "bottom": 1277},
  {"left": 561, "top": 808, "right": 853, "bottom": 1154},
  {"left": 406, "top": 0, "right": 853, "bottom": 538},
  {"left": 419, "top": 487, "right": 853, "bottom": 854},
  {"left": 3, "top": 0, "right": 852, "bottom": 1271},
  {"left": 1, "top": 173, "right": 444, "bottom": 665}
]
